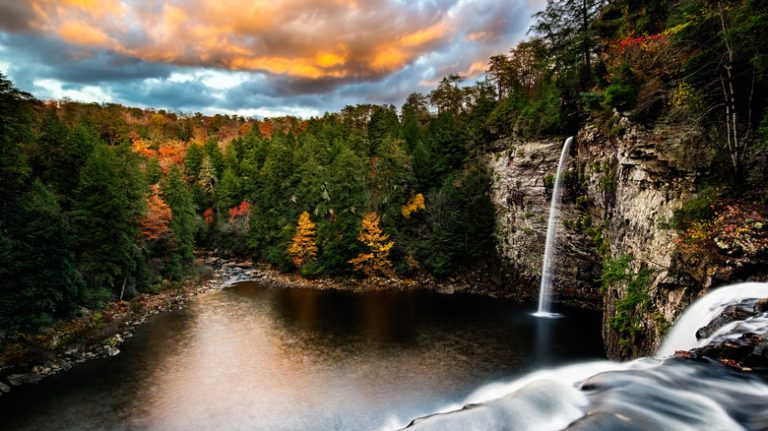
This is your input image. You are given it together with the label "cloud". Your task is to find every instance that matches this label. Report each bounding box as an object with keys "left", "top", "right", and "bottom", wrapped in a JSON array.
[{"left": 0, "top": 0, "right": 542, "bottom": 116}]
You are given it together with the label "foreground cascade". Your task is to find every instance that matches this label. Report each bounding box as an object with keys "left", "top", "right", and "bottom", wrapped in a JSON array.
[
  {"left": 397, "top": 282, "right": 768, "bottom": 431},
  {"left": 534, "top": 136, "right": 573, "bottom": 318}
]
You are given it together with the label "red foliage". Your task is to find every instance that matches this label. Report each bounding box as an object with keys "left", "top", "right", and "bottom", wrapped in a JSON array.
[
  {"left": 258, "top": 120, "right": 274, "bottom": 138},
  {"left": 615, "top": 34, "right": 667, "bottom": 51},
  {"left": 141, "top": 191, "right": 173, "bottom": 240},
  {"left": 228, "top": 200, "right": 250, "bottom": 222},
  {"left": 203, "top": 207, "right": 215, "bottom": 226}
]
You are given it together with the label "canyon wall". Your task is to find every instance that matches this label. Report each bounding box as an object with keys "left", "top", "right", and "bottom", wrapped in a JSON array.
[{"left": 488, "top": 121, "right": 739, "bottom": 359}]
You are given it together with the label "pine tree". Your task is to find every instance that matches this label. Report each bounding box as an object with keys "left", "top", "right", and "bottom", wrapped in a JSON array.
[
  {"left": 70, "top": 144, "right": 145, "bottom": 298},
  {"left": 288, "top": 211, "right": 318, "bottom": 268},
  {"left": 161, "top": 165, "right": 197, "bottom": 263},
  {"left": 0, "top": 180, "right": 83, "bottom": 329},
  {"left": 349, "top": 211, "right": 394, "bottom": 277}
]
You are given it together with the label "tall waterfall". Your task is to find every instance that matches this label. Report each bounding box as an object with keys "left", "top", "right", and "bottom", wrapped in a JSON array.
[{"left": 534, "top": 136, "right": 573, "bottom": 318}]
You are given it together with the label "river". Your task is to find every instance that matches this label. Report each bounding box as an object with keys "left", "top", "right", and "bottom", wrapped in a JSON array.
[{"left": 0, "top": 282, "right": 604, "bottom": 431}]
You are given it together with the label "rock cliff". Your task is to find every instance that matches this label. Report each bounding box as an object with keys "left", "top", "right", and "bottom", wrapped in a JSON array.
[{"left": 487, "top": 120, "right": 766, "bottom": 359}]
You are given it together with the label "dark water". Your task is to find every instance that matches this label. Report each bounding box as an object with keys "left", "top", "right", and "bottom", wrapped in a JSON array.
[{"left": 0, "top": 283, "right": 604, "bottom": 431}]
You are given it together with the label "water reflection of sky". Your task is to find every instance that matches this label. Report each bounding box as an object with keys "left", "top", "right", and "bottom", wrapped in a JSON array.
[{"left": 0, "top": 283, "right": 604, "bottom": 431}]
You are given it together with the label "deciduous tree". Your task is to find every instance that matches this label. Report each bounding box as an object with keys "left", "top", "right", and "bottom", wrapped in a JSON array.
[
  {"left": 288, "top": 211, "right": 318, "bottom": 268},
  {"left": 349, "top": 211, "right": 394, "bottom": 277}
]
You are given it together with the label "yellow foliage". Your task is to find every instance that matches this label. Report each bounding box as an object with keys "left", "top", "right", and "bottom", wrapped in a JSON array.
[
  {"left": 401, "top": 193, "right": 426, "bottom": 218},
  {"left": 288, "top": 211, "right": 318, "bottom": 268},
  {"left": 349, "top": 211, "right": 394, "bottom": 277}
]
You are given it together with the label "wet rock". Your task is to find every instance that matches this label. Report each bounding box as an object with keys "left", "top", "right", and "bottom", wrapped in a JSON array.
[
  {"left": 7, "top": 373, "right": 45, "bottom": 386},
  {"left": 754, "top": 297, "right": 768, "bottom": 314},
  {"left": 696, "top": 301, "right": 756, "bottom": 340}
]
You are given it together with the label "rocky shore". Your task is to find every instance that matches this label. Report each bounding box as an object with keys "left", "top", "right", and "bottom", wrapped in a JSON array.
[
  {"left": 0, "top": 253, "right": 520, "bottom": 397},
  {"left": 0, "top": 255, "right": 258, "bottom": 397}
]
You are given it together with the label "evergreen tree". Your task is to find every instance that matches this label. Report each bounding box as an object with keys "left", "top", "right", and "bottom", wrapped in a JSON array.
[
  {"left": 70, "top": 143, "right": 145, "bottom": 300},
  {"left": 0, "top": 180, "right": 82, "bottom": 329},
  {"left": 161, "top": 165, "right": 198, "bottom": 265}
]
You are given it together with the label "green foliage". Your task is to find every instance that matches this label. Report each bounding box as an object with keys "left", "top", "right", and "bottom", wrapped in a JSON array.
[
  {"left": 71, "top": 143, "right": 146, "bottom": 298},
  {"left": 600, "top": 254, "right": 654, "bottom": 344},
  {"left": 670, "top": 185, "right": 722, "bottom": 230},
  {"left": 0, "top": 181, "right": 83, "bottom": 330}
]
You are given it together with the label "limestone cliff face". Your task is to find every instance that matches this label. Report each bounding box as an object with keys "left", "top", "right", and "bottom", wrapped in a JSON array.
[
  {"left": 488, "top": 122, "right": 724, "bottom": 359},
  {"left": 488, "top": 140, "right": 601, "bottom": 309}
]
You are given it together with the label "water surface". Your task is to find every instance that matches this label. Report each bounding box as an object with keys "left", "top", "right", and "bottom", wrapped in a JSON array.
[{"left": 0, "top": 282, "right": 604, "bottom": 430}]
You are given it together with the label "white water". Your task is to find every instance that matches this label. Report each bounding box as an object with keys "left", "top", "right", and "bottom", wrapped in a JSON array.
[
  {"left": 535, "top": 136, "right": 573, "bottom": 318},
  {"left": 657, "top": 282, "right": 768, "bottom": 356},
  {"left": 396, "top": 281, "right": 768, "bottom": 431}
]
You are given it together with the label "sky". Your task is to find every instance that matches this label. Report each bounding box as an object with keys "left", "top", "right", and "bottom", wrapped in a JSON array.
[{"left": 0, "top": 0, "right": 543, "bottom": 118}]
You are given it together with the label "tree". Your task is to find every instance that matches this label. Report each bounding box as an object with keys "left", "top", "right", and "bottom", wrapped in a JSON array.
[
  {"left": 429, "top": 74, "right": 466, "bottom": 115},
  {"left": 0, "top": 180, "right": 82, "bottom": 329},
  {"left": 0, "top": 73, "right": 34, "bottom": 217},
  {"left": 197, "top": 154, "right": 218, "bottom": 208},
  {"left": 140, "top": 187, "right": 173, "bottom": 241},
  {"left": 367, "top": 105, "right": 400, "bottom": 155},
  {"left": 70, "top": 143, "right": 145, "bottom": 300},
  {"left": 531, "top": 0, "right": 604, "bottom": 89},
  {"left": 400, "top": 93, "right": 430, "bottom": 149},
  {"left": 288, "top": 211, "right": 318, "bottom": 268},
  {"left": 161, "top": 165, "right": 197, "bottom": 264},
  {"left": 402, "top": 193, "right": 426, "bottom": 218},
  {"left": 349, "top": 211, "right": 394, "bottom": 277}
]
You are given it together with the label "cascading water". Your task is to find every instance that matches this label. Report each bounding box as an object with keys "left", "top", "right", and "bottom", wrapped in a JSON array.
[
  {"left": 658, "top": 282, "right": 768, "bottom": 356},
  {"left": 534, "top": 136, "right": 573, "bottom": 318},
  {"left": 393, "top": 282, "right": 768, "bottom": 431}
]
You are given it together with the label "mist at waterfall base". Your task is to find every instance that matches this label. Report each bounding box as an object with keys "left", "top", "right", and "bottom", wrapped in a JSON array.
[
  {"left": 400, "top": 282, "right": 768, "bottom": 431},
  {"left": 534, "top": 136, "right": 573, "bottom": 319}
]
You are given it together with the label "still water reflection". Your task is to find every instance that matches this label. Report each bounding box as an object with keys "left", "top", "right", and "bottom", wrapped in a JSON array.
[{"left": 0, "top": 283, "right": 604, "bottom": 431}]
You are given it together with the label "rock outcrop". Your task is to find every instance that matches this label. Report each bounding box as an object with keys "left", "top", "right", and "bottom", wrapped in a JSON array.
[{"left": 487, "top": 120, "right": 768, "bottom": 359}]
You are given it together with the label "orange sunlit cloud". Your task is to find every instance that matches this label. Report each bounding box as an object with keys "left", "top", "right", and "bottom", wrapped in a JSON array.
[
  {"left": 57, "top": 21, "right": 113, "bottom": 46},
  {"left": 14, "top": 0, "right": 461, "bottom": 80},
  {"left": 0, "top": 0, "right": 539, "bottom": 116}
]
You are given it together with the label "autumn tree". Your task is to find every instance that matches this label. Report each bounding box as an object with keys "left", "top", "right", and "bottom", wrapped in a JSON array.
[
  {"left": 349, "top": 211, "right": 394, "bottom": 277},
  {"left": 140, "top": 187, "right": 173, "bottom": 241},
  {"left": 288, "top": 211, "right": 318, "bottom": 268},
  {"left": 401, "top": 193, "right": 426, "bottom": 218}
]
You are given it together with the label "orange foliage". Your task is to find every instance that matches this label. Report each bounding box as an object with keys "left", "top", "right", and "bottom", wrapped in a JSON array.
[
  {"left": 228, "top": 200, "right": 250, "bottom": 222},
  {"left": 258, "top": 120, "right": 275, "bottom": 138},
  {"left": 141, "top": 189, "right": 172, "bottom": 240},
  {"left": 238, "top": 122, "right": 253, "bottom": 136},
  {"left": 157, "top": 140, "right": 186, "bottom": 172},
  {"left": 401, "top": 193, "right": 426, "bottom": 218},
  {"left": 131, "top": 137, "right": 157, "bottom": 159},
  {"left": 288, "top": 211, "right": 318, "bottom": 268},
  {"left": 203, "top": 207, "right": 215, "bottom": 226},
  {"left": 349, "top": 211, "right": 394, "bottom": 277}
]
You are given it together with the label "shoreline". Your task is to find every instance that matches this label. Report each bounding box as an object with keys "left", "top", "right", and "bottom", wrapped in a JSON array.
[
  {"left": 0, "top": 253, "right": 589, "bottom": 397},
  {"left": 0, "top": 255, "right": 257, "bottom": 396}
]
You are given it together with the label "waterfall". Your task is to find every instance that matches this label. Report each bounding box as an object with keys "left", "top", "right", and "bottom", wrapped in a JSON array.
[
  {"left": 657, "top": 282, "right": 768, "bottom": 356},
  {"left": 394, "top": 281, "right": 768, "bottom": 431},
  {"left": 534, "top": 136, "right": 573, "bottom": 318}
]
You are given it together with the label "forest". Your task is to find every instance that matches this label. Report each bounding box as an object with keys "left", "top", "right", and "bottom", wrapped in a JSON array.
[{"left": 2, "top": 0, "right": 767, "bottom": 333}]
